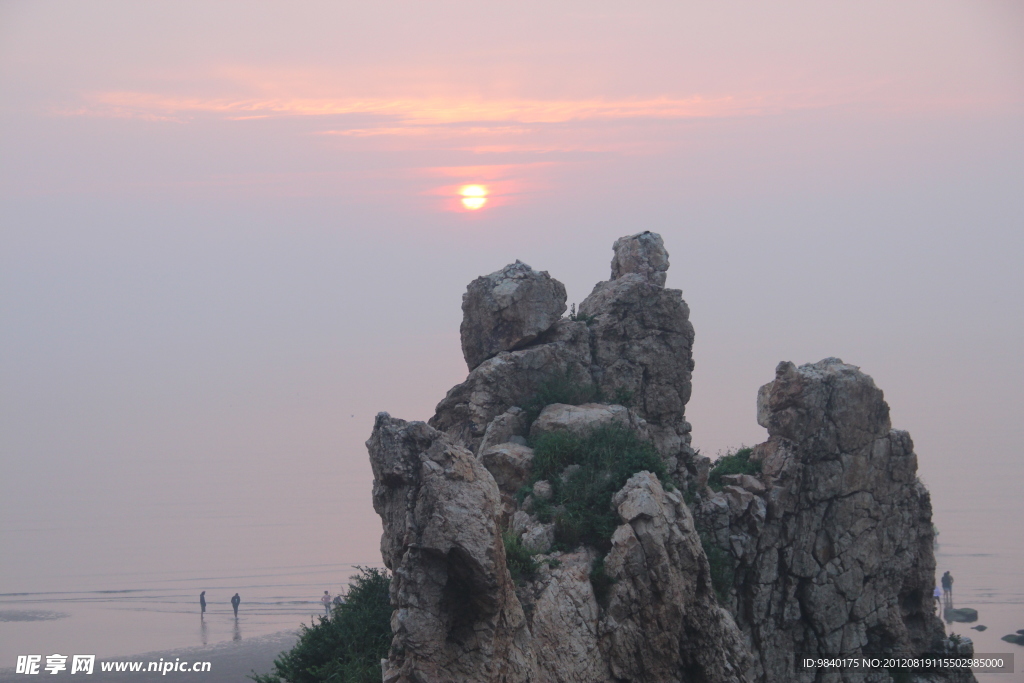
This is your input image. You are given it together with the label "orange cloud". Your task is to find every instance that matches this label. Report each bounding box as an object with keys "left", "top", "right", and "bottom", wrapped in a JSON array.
[
  {"left": 316, "top": 125, "right": 531, "bottom": 138},
  {"left": 75, "top": 91, "right": 770, "bottom": 125}
]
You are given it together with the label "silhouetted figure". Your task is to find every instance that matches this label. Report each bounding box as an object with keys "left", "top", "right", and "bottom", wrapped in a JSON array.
[
  {"left": 231, "top": 592, "right": 240, "bottom": 618},
  {"left": 321, "top": 591, "right": 331, "bottom": 616},
  {"left": 332, "top": 594, "right": 342, "bottom": 608},
  {"left": 933, "top": 587, "right": 942, "bottom": 613},
  {"left": 941, "top": 571, "right": 954, "bottom": 605},
  {"left": 199, "top": 591, "right": 206, "bottom": 616}
]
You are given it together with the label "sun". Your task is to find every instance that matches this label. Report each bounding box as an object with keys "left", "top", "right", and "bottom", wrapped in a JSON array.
[{"left": 459, "top": 184, "right": 488, "bottom": 210}]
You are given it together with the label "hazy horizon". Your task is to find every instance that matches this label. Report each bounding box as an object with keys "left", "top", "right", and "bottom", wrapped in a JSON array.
[{"left": 2, "top": 1, "right": 1023, "bottom": 672}]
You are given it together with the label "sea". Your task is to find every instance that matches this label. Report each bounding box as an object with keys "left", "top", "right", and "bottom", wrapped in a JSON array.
[
  {"left": 0, "top": 562, "right": 375, "bottom": 682},
  {"left": 2, "top": 529, "right": 1019, "bottom": 682},
  {"left": 1, "top": 447, "right": 1020, "bottom": 682}
]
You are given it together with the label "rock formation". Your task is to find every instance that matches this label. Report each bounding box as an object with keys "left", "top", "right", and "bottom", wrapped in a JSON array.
[
  {"left": 461, "top": 260, "right": 567, "bottom": 371},
  {"left": 367, "top": 415, "right": 536, "bottom": 682},
  {"left": 366, "top": 233, "right": 973, "bottom": 683},
  {"left": 696, "top": 359, "right": 975, "bottom": 682},
  {"left": 610, "top": 230, "right": 669, "bottom": 286},
  {"left": 432, "top": 232, "right": 701, "bottom": 488}
]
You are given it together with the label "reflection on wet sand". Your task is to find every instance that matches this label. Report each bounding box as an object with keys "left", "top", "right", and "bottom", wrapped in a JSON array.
[
  {"left": 200, "top": 616, "right": 208, "bottom": 647},
  {"left": 233, "top": 618, "right": 241, "bottom": 643}
]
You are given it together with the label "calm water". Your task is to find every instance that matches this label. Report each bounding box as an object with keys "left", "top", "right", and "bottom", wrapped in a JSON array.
[
  {"left": 2, "top": 520, "right": 1019, "bottom": 681},
  {"left": 934, "top": 493, "right": 1024, "bottom": 683},
  {"left": 0, "top": 562, "right": 373, "bottom": 667},
  {"left": 1, "top": 432, "right": 1020, "bottom": 680}
]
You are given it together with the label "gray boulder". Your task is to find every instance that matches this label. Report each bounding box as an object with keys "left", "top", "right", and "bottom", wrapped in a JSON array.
[
  {"left": 529, "top": 402, "right": 649, "bottom": 441},
  {"left": 477, "top": 406, "right": 527, "bottom": 456},
  {"left": 479, "top": 442, "right": 534, "bottom": 494},
  {"left": 610, "top": 231, "right": 670, "bottom": 286},
  {"left": 460, "top": 260, "right": 567, "bottom": 371}
]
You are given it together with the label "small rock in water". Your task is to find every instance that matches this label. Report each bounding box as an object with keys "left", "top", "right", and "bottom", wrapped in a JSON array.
[
  {"left": 970, "top": 625, "right": 987, "bottom": 631},
  {"left": 1018, "top": 628, "right": 1024, "bottom": 635},
  {"left": 944, "top": 607, "right": 979, "bottom": 623},
  {"left": 1000, "top": 633, "right": 1024, "bottom": 646}
]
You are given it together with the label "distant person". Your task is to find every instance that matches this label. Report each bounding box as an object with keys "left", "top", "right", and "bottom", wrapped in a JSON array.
[
  {"left": 933, "top": 586, "right": 942, "bottom": 612},
  {"left": 200, "top": 591, "right": 207, "bottom": 616},
  {"left": 332, "top": 594, "right": 343, "bottom": 608},
  {"left": 321, "top": 591, "right": 332, "bottom": 616},
  {"left": 231, "top": 593, "right": 240, "bottom": 618},
  {"left": 941, "top": 571, "right": 954, "bottom": 604}
]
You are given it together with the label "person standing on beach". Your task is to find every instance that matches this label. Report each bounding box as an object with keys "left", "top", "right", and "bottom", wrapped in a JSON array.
[
  {"left": 321, "top": 591, "right": 332, "bottom": 616},
  {"left": 941, "top": 571, "right": 954, "bottom": 605},
  {"left": 231, "top": 593, "right": 240, "bottom": 618},
  {"left": 200, "top": 591, "right": 206, "bottom": 616}
]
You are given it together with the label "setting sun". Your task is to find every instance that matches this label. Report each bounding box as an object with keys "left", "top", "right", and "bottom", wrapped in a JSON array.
[{"left": 459, "top": 184, "right": 488, "bottom": 210}]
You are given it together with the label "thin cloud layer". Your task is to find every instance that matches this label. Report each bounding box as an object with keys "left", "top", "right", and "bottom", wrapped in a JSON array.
[{"left": 76, "top": 91, "right": 771, "bottom": 124}]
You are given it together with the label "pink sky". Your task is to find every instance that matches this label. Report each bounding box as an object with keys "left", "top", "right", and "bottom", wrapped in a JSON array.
[{"left": 1, "top": 0, "right": 1023, "bottom": 604}]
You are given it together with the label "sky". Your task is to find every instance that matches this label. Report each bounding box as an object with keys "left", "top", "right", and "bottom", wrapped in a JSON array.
[{"left": 1, "top": 0, "right": 1023, "bottom": 593}]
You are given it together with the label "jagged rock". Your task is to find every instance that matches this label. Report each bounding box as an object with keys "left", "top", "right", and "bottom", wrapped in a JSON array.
[
  {"left": 519, "top": 550, "right": 614, "bottom": 683},
  {"left": 366, "top": 414, "right": 535, "bottom": 683},
  {"left": 478, "top": 406, "right": 528, "bottom": 455},
  {"left": 529, "top": 402, "right": 649, "bottom": 441},
  {"left": 510, "top": 510, "right": 531, "bottom": 536},
  {"left": 578, "top": 272, "right": 696, "bottom": 474},
  {"left": 755, "top": 357, "right": 891, "bottom": 456},
  {"left": 368, "top": 236, "right": 972, "bottom": 683},
  {"left": 522, "top": 522, "right": 555, "bottom": 553},
  {"left": 697, "top": 359, "right": 975, "bottom": 683},
  {"left": 610, "top": 231, "right": 669, "bottom": 287},
  {"left": 460, "top": 261, "right": 567, "bottom": 371},
  {"left": 602, "top": 471, "right": 750, "bottom": 682},
  {"left": 479, "top": 442, "right": 534, "bottom": 494},
  {"left": 720, "top": 473, "right": 766, "bottom": 495},
  {"left": 721, "top": 485, "right": 755, "bottom": 514},
  {"left": 431, "top": 319, "right": 592, "bottom": 452}
]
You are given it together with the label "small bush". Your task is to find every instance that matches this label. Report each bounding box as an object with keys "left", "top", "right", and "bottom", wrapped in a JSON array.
[
  {"left": 250, "top": 567, "right": 392, "bottom": 683},
  {"left": 567, "top": 303, "right": 596, "bottom": 325},
  {"left": 707, "top": 447, "right": 760, "bottom": 492},
  {"left": 698, "top": 532, "right": 735, "bottom": 604},
  {"left": 503, "top": 530, "right": 539, "bottom": 583},
  {"left": 521, "top": 370, "right": 601, "bottom": 427},
  {"left": 529, "top": 425, "right": 669, "bottom": 553}
]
